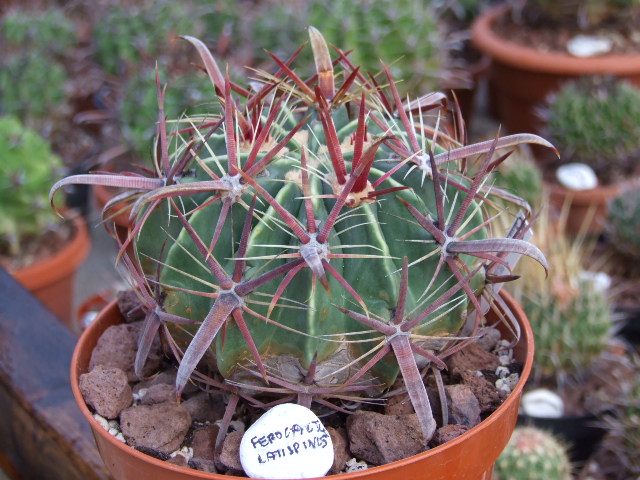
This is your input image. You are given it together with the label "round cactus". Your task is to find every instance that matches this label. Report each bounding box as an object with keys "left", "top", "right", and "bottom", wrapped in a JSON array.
[
  {"left": 0, "top": 116, "right": 63, "bottom": 258},
  {"left": 542, "top": 76, "right": 640, "bottom": 185},
  {"left": 494, "top": 426, "right": 572, "bottom": 480},
  {"left": 52, "top": 28, "right": 551, "bottom": 442},
  {"left": 606, "top": 190, "right": 640, "bottom": 259}
]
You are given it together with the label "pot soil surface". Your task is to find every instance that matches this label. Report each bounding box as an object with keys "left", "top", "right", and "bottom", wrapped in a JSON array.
[{"left": 78, "top": 291, "right": 526, "bottom": 476}]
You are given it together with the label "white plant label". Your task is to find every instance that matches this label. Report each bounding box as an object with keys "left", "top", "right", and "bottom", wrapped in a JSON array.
[
  {"left": 567, "top": 35, "right": 613, "bottom": 57},
  {"left": 239, "top": 403, "right": 334, "bottom": 479},
  {"left": 521, "top": 388, "right": 564, "bottom": 418}
]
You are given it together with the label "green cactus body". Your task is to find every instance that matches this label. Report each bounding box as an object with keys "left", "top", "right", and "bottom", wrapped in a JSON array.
[
  {"left": 523, "top": 275, "right": 612, "bottom": 380},
  {"left": 154, "top": 102, "right": 485, "bottom": 389},
  {"left": 494, "top": 427, "right": 572, "bottom": 480},
  {"left": 0, "top": 116, "right": 62, "bottom": 256},
  {"left": 607, "top": 191, "right": 640, "bottom": 259}
]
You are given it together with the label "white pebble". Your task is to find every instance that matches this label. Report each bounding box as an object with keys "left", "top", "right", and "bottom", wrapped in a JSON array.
[
  {"left": 108, "top": 428, "right": 119, "bottom": 436},
  {"left": 498, "top": 354, "right": 512, "bottom": 366},
  {"left": 115, "top": 432, "right": 126, "bottom": 443},
  {"left": 239, "top": 403, "right": 334, "bottom": 479},
  {"left": 345, "top": 458, "right": 368, "bottom": 472},
  {"left": 579, "top": 270, "right": 611, "bottom": 293},
  {"left": 495, "top": 366, "right": 510, "bottom": 378},
  {"left": 521, "top": 389, "right": 564, "bottom": 418},
  {"left": 567, "top": 35, "right": 613, "bottom": 57},
  {"left": 170, "top": 446, "right": 194, "bottom": 461},
  {"left": 133, "top": 388, "right": 147, "bottom": 402},
  {"left": 93, "top": 413, "right": 109, "bottom": 431},
  {"left": 556, "top": 163, "right": 598, "bottom": 190}
]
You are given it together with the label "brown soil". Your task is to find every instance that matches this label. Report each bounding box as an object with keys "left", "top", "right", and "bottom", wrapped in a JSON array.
[
  {"left": 0, "top": 220, "right": 74, "bottom": 272},
  {"left": 492, "top": 8, "right": 640, "bottom": 55}
]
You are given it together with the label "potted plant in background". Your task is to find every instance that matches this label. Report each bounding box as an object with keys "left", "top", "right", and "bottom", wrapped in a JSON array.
[
  {"left": 509, "top": 205, "right": 635, "bottom": 462},
  {"left": 471, "top": 0, "right": 640, "bottom": 136},
  {"left": 52, "top": 28, "right": 554, "bottom": 479},
  {"left": 0, "top": 116, "right": 90, "bottom": 329},
  {"left": 538, "top": 76, "right": 640, "bottom": 235}
]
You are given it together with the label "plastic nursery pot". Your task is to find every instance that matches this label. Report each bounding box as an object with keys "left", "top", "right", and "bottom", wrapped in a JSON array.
[
  {"left": 471, "top": 4, "right": 640, "bottom": 139},
  {"left": 71, "top": 291, "right": 533, "bottom": 480},
  {"left": 12, "top": 214, "right": 90, "bottom": 329}
]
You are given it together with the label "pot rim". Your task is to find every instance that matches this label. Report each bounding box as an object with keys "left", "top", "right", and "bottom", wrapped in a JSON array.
[
  {"left": 12, "top": 213, "right": 90, "bottom": 290},
  {"left": 71, "top": 291, "right": 533, "bottom": 479},
  {"left": 471, "top": 4, "right": 640, "bottom": 75}
]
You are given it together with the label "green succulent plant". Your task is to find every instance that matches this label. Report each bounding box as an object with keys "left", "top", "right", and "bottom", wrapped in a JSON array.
[
  {"left": 542, "top": 76, "right": 640, "bottom": 185},
  {"left": 52, "top": 28, "right": 552, "bottom": 443},
  {"left": 1, "top": 8, "right": 77, "bottom": 57},
  {"left": 606, "top": 190, "right": 640, "bottom": 259},
  {"left": 493, "top": 146, "right": 543, "bottom": 209},
  {"left": 494, "top": 426, "right": 572, "bottom": 480},
  {"left": 118, "top": 68, "right": 213, "bottom": 158},
  {"left": 92, "top": 1, "right": 197, "bottom": 77},
  {"left": 0, "top": 116, "right": 63, "bottom": 257}
]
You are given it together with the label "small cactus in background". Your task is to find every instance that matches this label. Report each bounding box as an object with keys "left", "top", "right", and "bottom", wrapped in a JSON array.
[
  {"left": 0, "top": 8, "right": 77, "bottom": 130},
  {"left": 0, "top": 116, "right": 63, "bottom": 258},
  {"left": 541, "top": 76, "right": 640, "bottom": 185},
  {"left": 118, "top": 68, "right": 212, "bottom": 158},
  {"left": 494, "top": 426, "right": 572, "bottom": 480},
  {"left": 606, "top": 190, "right": 640, "bottom": 259},
  {"left": 53, "top": 28, "right": 552, "bottom": 443},
  {"left": 510, "top": 207, "right": 613, "bottom": 384}
]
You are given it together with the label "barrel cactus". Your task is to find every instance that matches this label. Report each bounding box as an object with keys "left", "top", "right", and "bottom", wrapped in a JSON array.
[
  {"left": 494, "top": 426, "right": 572, "bottom": 480},
  {"left": 52, "top": 28, "right": 552, "bottom": 443}
]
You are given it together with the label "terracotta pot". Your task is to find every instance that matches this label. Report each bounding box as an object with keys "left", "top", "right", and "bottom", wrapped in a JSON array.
[
  {"left": 71, "top": 291, "right": 533, "bottom": 480},
  {"left": 545, "top": 181, "right": 624, "bottom": 235},
  {"left": 471, "top": 5, "right": 640, "bottom": 139},
  {"left": 12, "top": 214, "right": 90, "bottom": 327}
]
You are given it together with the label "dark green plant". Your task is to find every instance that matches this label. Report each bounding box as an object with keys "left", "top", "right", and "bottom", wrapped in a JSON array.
[
  {"left": 1, "top": 8, "right": 77, "bottom": 57},
  {"left": 0, "top": 116, "right": 63, "bottom": 257},
  {"left": 542, "top": 77, "right": 640, "bottom": 185},
  {"left": 53, "top": 29, "right": 552, "bottom": 443},
  {"left": 606, "top": 190, "right": 640, "bottom": 259},
  {"left": 494, "top": 426, "right": 572, "bottom": 480}
]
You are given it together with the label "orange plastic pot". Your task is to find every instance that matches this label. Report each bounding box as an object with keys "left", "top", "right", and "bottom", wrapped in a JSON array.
[
  {"left": 472, "top": 5, "right": 640, "bottom": 138},
  {"left": 71, "top": 291, "right": 533, "bottom": 480},
  {"left": 13, "top": 214, "right": 90, "bottom": 327}
]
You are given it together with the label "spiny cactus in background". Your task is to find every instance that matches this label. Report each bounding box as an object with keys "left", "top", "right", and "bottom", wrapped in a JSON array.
[
  {"left": 1, "top": 8, "right": 77, "bottom": 57},
  {"left": 494, "top": 426, "right": 572, "bottom": 480},
  {"left": 118, "top": 68, "right": 213, "bottom": 158},
  {"left": 252, "top": 0, "right": 456, "bottom": 95},
  {"left": 0, "top": 8, "right": 76, "bottom": 128},
  {"left": 518, "top": 0, "right": 640, "bottom": 29},
  {"left": 493, "top": 146, "right": 543, "bottom": 209},
  {"left": 606, "top": 190, "right": 640, "bottom": 260},
  {"left": 92, "top": 0, "right": 198, "bottom": 77},
  {"left": 541, "top": 76, "right": 640, "bottom": 185},
  {"left": 0, "top": 116, "right": 63, "bottom": 258},
  {"left": 510, "top": 207, "right": 613, "bottom": 384},
  {"left": 52, "top": 28, "right": 552, "bottom": 443}
]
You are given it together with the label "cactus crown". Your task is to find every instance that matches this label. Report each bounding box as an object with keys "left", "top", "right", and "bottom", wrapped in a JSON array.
[
  {"left": 542, "top": 76, "right": 640, "bottom": 184},
  {"left": 1, "top": 116, "right": 63, "bottom": 258},
  {"left": 511, "top": 207, "right": 613, "bottom": 384},
  {"left": 494, "top": 426, "right": 572, "bottom": 480},
  {"left": 52, "top": 28, "right": 552, "bottom": 443}
]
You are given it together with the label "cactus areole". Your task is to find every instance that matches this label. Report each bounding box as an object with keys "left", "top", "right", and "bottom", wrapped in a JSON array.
[{"left": 52, "top": 28, "right": 553, "bottom": 443}]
